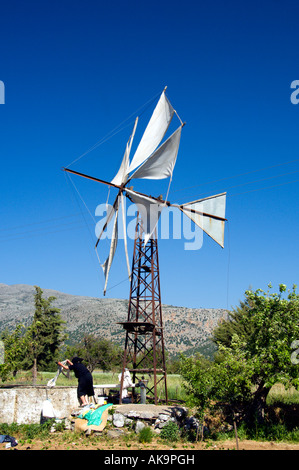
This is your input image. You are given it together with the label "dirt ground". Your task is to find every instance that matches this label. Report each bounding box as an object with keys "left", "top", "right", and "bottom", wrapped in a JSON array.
[
  {"left": 2, "top": 404, "right": 299, "bottom": 451},
  {"left": 2, "top": 438, "right": 299, "bottom": 451}
]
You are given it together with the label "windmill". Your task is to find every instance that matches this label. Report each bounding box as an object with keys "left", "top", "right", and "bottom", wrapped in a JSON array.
[{"left": 63, "top": 87, "right": 227, "bottom": 404}]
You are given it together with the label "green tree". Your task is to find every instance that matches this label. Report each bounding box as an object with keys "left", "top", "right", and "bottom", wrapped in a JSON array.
[
  {"left": 66, "top": 334, "right": 123, "bottom": 372},
  {"left": 0, "top": 325, "right": 27, "bottom": 381},
  {"left": 212, "top": 284, "right": 299, "bottom": 421},
  {"left": 24, "top": 286, "right": 67, "bottom": 382},
  {"left": 181, "top": 284, "right": 299, "bottom": 425}
]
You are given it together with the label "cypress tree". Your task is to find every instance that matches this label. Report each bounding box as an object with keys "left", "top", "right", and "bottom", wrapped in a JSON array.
[{"left": 25, "top": 286, "right": 67, "bottom": 383}]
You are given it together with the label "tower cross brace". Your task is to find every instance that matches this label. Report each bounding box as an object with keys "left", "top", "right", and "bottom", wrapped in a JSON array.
[{"left": 119, "top": 217, "right": 168, "bottom": 405}]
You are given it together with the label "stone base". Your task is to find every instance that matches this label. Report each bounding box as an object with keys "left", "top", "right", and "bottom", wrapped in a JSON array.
[{"left": 0, "top": 386, "right": 79, "bottom": 424}]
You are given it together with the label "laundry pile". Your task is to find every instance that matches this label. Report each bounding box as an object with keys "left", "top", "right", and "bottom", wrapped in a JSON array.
[
  {"left": 73, "top": 403, "right": 113, "bottom": 433},
  {"left": 0, "top": 434, "right": 18, "bottom": 448}
]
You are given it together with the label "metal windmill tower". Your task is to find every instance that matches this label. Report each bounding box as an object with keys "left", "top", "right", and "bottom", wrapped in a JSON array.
[{"left": 63, "top": 87, "right": 227, "bottom": 404}]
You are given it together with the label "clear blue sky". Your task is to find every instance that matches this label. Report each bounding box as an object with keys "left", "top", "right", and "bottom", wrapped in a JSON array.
[{"left": 0, "top": 0, "right": 298, "bottom": 309}]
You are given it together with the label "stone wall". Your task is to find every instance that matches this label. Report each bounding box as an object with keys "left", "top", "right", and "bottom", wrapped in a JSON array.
[
  {"left": 0, "top": 387, "right": 201, "bottom": 439},
  {"left": 0, "top": 386, "right": 79, "bottom": 424}
]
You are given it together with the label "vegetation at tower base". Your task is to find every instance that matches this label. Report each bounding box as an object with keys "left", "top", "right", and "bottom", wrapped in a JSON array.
[{"left": 180, "top": 283, "right": 299, "bottom": 427}]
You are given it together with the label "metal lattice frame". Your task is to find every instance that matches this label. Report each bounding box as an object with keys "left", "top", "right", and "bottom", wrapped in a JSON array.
[{"left": 119, "top": 217, "right": 168, "bottom": 405}]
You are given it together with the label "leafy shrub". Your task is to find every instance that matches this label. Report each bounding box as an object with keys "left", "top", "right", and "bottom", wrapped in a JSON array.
[{"left": 160, "top": 421, "right": 180, "bottom": 442}]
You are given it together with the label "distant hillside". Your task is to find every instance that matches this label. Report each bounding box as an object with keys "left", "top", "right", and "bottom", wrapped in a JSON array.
[{"left": 0, "top": 284, "right": 228, "bottom": 358}]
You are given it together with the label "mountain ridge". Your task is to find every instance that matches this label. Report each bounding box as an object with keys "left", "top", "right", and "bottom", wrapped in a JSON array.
[{"left": 0, "top": 283, "right": 228, "bottom": 358}]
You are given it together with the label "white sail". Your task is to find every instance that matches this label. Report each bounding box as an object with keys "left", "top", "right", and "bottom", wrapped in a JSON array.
[
  {"left": 130, "top": 125, "right": 182, "bottom": 180},
  {"left": 111, "top": 118, "right": 138, "bottom": 186},
  {"left": 126, "top": 189, "right": 165, "bottom": 246},
  {"left": 110, "top": 141, "right": 130, "bottom": 186},
  {"left": 128, "top": 90, "right": 174, "bottom": 174},
  {"left": 101, "top": 197, "right": 120, "bottom": 295},
  {"left": 95, "top": 193, "right": 120, "bottom": 247},
  {"left": 120, "top": 192, "right": 131, "bottom": 279},
  {"left": 180, "top": 193, "right": 226, "bottom": 248}
]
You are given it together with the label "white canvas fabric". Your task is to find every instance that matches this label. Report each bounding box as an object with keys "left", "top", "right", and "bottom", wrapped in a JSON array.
[
  {"left": 181, "top": 193, "right": 226, "bottom": 248},
  {"left": 128, "top": 91, "right": 174, "bottom": 174},
  {"left": 130, "top": 125, "right": 182, "bottom": 180},
  {"left": 101, "top": 197, "right": 120, "bottom": 295},
  {"left": 95, "top": 193, "right": 120, "bottom": 247},
  {"left": 110, "top": 141, "right": 130, "bottom": 186},
  {"left": 120, "top": 192, "right": 131, "bottom": 279},
  {"left": 126, "top": 189, "right": 165, "bottom": 246},
  {"left": 111, "top": 118, "right": 138, "bottom": 186}
]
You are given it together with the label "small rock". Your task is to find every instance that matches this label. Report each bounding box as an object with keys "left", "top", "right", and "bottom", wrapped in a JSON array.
[
  {"left": 135, "top": 420, "right": 146, "bottom": 433},
  {"left": 113, "top": 413, "right": 125, "bottom": 428},
  {"left": 159, "top": 421, "right": 168, "bottom": 429},
  {"left": 127, "top": 410, "right": 140, "bottom": 419},
  {"left": 140, "top": 411, "right": 154, "bottom": 420},
  {"left": 107, "top": 429, "right": 124, "bottom": 439},
  {"left": 158, "top": 413, "right": 171, "bottom": 421}
]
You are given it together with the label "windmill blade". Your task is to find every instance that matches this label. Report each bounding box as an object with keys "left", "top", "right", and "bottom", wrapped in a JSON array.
[
  {"left": 125, "top": 188, "right": 166, "bottom": 246},
  {"left": 129, "top": 125, "right": 183, "bottom": 181},
  {"left": 128, "top": 88, "right": 174, "bottom": 174},
  {"left": 101, "top": 197, "right": 120, "bottom": 295},
  {"left": 110, "top": 141, "right": 130, "bottom": 186},
  {"left": 95, "top": 191, "right": 121, "bottom": 248},
  {"left": 180, "top": 193, "right": 227, "bottom": 248},
  {"left": 111, "top": 117, "right": 138, "bottom": 186},
  {"left": 120, "top": 191, "right": 131, "bottom": 280}
]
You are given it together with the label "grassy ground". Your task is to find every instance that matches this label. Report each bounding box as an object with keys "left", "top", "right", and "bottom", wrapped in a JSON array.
[
  {"left": 267, "top": 383, "right": 299, "bottom": 405},
  {"left": 5, "top": 370, "right": 299, "bottom": 405},
  {"left": 1, "top": 418, "right": 299, "bottom": 451},
  {"left": 4, "top": 370, "right": 187, "bottom": 402}
]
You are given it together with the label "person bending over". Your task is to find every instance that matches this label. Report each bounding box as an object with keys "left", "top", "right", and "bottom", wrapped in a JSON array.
[{"left": 58, "top": 357, "right": 94, "bottom": 407}]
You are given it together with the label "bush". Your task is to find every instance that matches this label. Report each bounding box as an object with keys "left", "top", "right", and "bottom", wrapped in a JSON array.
[
  {"left": 138, "top": 426, "right": 153, "bottom": 443},
  {"left": 160, "top": 421, "right": 180, "bottom": 442}
]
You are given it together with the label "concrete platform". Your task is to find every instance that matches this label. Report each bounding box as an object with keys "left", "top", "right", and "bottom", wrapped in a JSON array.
[{"left": 114, "top": 403, "right": 175, "bottom": 417}]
